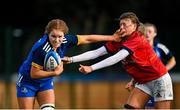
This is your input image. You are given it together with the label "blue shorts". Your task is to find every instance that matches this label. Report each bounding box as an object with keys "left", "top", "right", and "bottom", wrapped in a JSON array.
[
  {"left": 16, "top": 74, "right": 54, "bottom": 97},
  {"left": 145, "top": 97, "right": 155, "bottom": 107}
]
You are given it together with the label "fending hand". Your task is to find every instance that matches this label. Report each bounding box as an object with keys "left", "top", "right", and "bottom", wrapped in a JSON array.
[{"left": 113, "top": 29, "right": 126, "bottom": 42}]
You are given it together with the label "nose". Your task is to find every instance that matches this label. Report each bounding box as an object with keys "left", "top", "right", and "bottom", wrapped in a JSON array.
[{"left": 54, "top": 37, "right": 59, "bottom": 43}]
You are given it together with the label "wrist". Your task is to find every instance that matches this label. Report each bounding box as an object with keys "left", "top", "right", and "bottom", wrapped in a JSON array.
[
  {"left": 90, "top": 65, "right": 94, "bottom": 72},
  {"left": 70, "top": 57, "right": 73, "bottom": 63}
]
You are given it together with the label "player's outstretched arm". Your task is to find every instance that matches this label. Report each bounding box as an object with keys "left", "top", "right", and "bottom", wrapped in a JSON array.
[
  {"left": 62, "top": 46, "right": 107, "bottom": 64},
  {"left": 77, "top": 29, "right": 125, "bottom": 45},
  {"left": 77, "top": 35, "right": 118, "bottom": 45},
  {"left": 79, "top": 49, "right": 130, "bottom": 74}
]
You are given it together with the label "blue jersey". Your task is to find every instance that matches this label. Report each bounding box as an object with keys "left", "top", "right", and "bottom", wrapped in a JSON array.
[
  {"left": 18, "top": 34, "right": 78, "bottom": 83},
  {"left": 153, "top": 40, "right": 174, "bottom": 65}
]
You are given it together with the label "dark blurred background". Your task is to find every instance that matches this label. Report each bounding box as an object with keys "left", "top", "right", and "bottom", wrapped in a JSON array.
[
  {"left": 0, "top": 0, "right": 179, "bottom": 79},
  {"left": 0, "top": 0, "right": 180, "bottom": 108}
]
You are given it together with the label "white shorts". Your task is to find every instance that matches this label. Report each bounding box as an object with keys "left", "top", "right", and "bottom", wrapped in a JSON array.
[{"left": 135, "top": 73, "right": 173, "bottom": 102}]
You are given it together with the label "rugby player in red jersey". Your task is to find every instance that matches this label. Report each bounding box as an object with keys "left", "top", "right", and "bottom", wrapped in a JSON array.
[{"left": 63, "top": 12, "right": 173, "bottom": 109}]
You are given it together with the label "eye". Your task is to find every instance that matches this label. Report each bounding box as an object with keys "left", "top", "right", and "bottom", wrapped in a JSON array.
[
  {"left": 51, "top": 35, "right": 56, "bottom": 38},
  {"left": 58, "top": 35, "right": 63, "bottom": 38}
]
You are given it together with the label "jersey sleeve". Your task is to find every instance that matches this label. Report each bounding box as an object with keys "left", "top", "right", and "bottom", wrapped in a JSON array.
[
  {"left": 157, "top": 43, "right": 174, "bottom": 61},
  {"left": 64, "top": 34, "right": 79, "bottom": 48}
]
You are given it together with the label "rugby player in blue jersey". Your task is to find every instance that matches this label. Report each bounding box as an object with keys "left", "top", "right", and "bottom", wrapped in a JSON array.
[{"left": 16, "top": 19, "right": 121, "bottom": 109}]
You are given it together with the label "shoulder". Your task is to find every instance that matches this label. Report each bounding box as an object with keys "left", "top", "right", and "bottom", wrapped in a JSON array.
[
  {"left": 33, "top": 34, "right": 52, "bottom": 54},
  {"left": 156, "top": 42, "right": 170, "bottom": 54},
  {"left": 32, "top": 34, "right": 48, "bottom": 50},
  {"left": 64, "top": 34, "right": 77, "bottom": 39},
  {"left": 127, "top": 31, "right": 146, "bottom": 42},
  {"left": 123, "top": 31, "right": 146, "bottom": 46},
  {"left": 64, "top": 34, "right": 78, "bottom": 45}
]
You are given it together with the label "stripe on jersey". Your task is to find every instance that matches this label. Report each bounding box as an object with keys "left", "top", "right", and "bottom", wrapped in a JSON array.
[
  {"left": 77, "top": 35, "right": 81, "bottom": 45},
  {"left": 42, "top": 42, "right": 52, "bottom": 53},
  {"left": 157, "top": 43, "right": 169, "bottom": 55},
  {"left": 32, "top": 62, "right": 43, "bottom": 69},
  {"left": 43, "top": 42, "right": 49, "bottom": 50},
  {"left": 62, "top": 37, "right": 67, "bottom": 43}
]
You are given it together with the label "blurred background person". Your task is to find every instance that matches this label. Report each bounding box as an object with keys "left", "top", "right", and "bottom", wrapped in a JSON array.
[
  {"left": 144, "top": 22, "right": 176, "bottom": 71},
  {"left": 144, "top": 22, "right": 176, "bottom": 108}
]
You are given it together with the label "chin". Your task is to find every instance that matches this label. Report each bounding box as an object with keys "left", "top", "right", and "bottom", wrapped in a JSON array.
[{"left": 53, "top": 44, "right": 61, "bottom": 48}]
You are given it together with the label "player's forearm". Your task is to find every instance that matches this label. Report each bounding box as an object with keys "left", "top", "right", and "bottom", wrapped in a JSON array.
[
  {"left": 78, "top": 35, "right": 115, "bottom": 44},
  {"left": 166, "top": 57, "right": 176, "bottom": 71},
  {"left": 30, "top": 67, "right": 57, "bottom": 79},
  {"left": 91, "top": 49, "right": 129, "bottom": 71},
  {"left": 72, "top": 46, "right": 107, "bottom": 63}
]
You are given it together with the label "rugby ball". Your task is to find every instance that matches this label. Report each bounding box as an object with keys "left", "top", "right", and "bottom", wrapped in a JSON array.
[{"left": 44, "top": 51, "right": 61, "bottom": 71}]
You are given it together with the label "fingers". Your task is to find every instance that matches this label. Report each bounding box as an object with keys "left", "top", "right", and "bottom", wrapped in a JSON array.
[
  {"left": 61, "top": 57, "right": 67, "bottom": 61},
  {"left": 79, "top": 64, "right": 86, "bottom": 73},
  {"left": 59, "top": 62, "right": 63, "bottom": 67},
  {"left": 61, "top": 56, "right": 72, "bottom": 64},
  {"left": 79, "top": 64, "right": 91, "bottom": 74},
  {"left": 79, "top": 64, "right": 83, "bottom": 67},
  {"left": 54, "top": 64, "right": 64, "bottom": 76},
  {"left": 114, "top": 28, "right": 126, "bottom": 38}
]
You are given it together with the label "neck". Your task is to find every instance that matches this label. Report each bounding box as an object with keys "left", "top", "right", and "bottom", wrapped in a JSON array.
[{"left": 149, "top": 40, "right": 154, "bottom": 47}]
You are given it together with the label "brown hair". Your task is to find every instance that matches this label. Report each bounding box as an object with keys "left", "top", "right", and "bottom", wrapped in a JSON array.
[
  {"left": 119, "top": 12, "right": 140, "bottom": 27},
  {"left": 45, "top": 19, "right": 69, "bottom": 35},
  {"left": 138, "top": 22, "right": 146, "bottom": 35}
]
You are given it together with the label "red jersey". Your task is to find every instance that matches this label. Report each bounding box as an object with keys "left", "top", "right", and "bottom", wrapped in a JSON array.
[{"left": 105, "top": 31, "right": 167, "bottom": 83}]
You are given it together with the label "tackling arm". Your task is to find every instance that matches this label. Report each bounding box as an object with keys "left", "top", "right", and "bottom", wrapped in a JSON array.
[
  {"left": 79, "top": 49, "right": 130, "bottom": 74},
  {"left": 91, "top": 49, "right": 129, "bottom": 71},
  {"left": 72, "top": 46, "right": 107, "bottom": 63}
]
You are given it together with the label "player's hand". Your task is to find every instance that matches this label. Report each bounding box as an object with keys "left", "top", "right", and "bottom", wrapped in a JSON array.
[
  {"left": 113, "top": 29, "right": 126, "bottom": 42},
  {"left": 54, "top": 62, "right": 64, "bottom": 76},
  {"left": 61, "top": 56, "right": 72, "bottom": 64},
  {"left": 125, "top": 80, "right": 135, "bottom": 92},
  {"left": 113, "top": 29, "right": 122, "bottom": 42},
  {"left": 79, "top": 64, "right": 92, "bottom": 74}
]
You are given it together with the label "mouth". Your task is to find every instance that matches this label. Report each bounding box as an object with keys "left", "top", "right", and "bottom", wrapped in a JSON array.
[{"left": 52, "top": 41, "right": 61, "bottom": 47}]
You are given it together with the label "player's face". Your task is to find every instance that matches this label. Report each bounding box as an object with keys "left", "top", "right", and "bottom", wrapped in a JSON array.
[
  {"left": 119, "top": 18, "right": 137, "bottom": 37},
  {"left": 145, "top": 26, "right": 157, "bottom": 42},
  {"left": 49, "top": 29, "right": 64, "bottom": 48}
]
